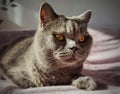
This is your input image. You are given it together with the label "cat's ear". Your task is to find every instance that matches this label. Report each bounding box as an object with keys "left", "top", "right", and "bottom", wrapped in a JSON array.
[
  {"left": 40, "top": 2, "right": 58, "bottom": 26},
  {"left": 79, "top": 10, "right": 92, "bottom": 23}
]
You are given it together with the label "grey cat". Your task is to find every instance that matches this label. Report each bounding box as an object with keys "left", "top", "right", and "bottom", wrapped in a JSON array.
[{"left": 0, "top": 2, "right": 97, "bottom": 90}]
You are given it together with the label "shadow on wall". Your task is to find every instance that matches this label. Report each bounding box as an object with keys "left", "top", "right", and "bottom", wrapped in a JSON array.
[
  {"left": 0, "top": 0, "right": 39, "bottom": 30},
  {"left": 1, "top": 0, "right": 120, "bottom": 30}
]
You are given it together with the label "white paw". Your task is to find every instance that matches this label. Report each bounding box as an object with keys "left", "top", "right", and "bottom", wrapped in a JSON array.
[{"left": 72, "top": 76, "right": 97, "bottom": 90}]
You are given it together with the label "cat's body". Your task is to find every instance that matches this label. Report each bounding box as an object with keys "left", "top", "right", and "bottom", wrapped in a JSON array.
[{"left": 0, "top": 3, "right": 97, "bottom": 90}]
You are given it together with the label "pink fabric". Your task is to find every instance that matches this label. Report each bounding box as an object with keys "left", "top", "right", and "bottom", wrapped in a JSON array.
[{"left": 0, "top": 28, "right": 120, "bottom": 94}]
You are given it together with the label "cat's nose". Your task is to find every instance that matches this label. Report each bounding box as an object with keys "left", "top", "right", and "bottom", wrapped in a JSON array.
[{"left": 69, "top": 46, "right": 78, "bottom": 52}]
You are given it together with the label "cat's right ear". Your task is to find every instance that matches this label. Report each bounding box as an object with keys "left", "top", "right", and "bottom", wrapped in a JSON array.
[{"left": 40, "top": 2, "right": 58, "bottom": 26}]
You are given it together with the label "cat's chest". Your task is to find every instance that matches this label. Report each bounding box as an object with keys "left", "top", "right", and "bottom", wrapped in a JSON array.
[
  {"left": 43, "top": 66, "right": 83, "bottom": 85},
  {"left": 32, "top": 62, "right": 83, "bottom": 86}
]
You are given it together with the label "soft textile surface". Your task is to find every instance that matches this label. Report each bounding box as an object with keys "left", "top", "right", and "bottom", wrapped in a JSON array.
[{"left": 0, "top": 28, "right": 120, "bottom": 94}]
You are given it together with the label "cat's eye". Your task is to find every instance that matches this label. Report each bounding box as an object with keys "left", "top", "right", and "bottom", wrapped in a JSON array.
[
  {"left": 79, "top": 35, "right": 85, "bottom": 42},
  {"left": 55, "top": 34, "right": 65, "bottom": 41}
]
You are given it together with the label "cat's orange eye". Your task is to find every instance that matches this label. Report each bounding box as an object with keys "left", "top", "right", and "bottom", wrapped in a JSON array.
[
  {"left": 55, "top": 34, "right": 65, "bottom": 41},
  {"left": 79, "top": 35, "right": 85, "bottom": 42}
]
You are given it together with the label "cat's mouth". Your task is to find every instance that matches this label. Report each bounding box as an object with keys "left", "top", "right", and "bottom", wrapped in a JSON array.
[
  {"left": 53, "top": 52, "right": 81, "bottom": 64},
  {"left": 64, "top": 55, "right": 76, "bottom": 62},
  {"left": 59, "top": 55, "right": 79, "bottom": 64}
]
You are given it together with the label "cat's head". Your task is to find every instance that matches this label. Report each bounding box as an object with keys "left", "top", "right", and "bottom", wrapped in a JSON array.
[{"left": 37, "top": 2, "right": 92, "bottom": 67}]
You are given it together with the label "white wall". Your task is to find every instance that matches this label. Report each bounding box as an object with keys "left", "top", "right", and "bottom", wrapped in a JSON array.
[{"left": 0, "top": 0, "right": 120, "bottom": 30}]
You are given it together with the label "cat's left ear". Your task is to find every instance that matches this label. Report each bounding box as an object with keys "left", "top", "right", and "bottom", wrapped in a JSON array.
[
  {"left": 40, "top": 2, "right": 58, "bottom": 26},
  {"left": 78, "top": 10, "right": 92, "bottom": 23}
]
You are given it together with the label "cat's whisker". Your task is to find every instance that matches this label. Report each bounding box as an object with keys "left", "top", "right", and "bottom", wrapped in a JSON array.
[{"left": 46, "top": 56, "right": 57, "bottom": 63}]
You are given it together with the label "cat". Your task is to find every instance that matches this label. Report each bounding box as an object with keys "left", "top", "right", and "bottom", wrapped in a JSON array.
[{"left": 0, "top": 2, "right": 97, "bottom": 90}]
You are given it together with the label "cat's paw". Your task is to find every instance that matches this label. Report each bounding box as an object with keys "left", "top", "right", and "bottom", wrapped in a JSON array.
[{"left": 72, "top": 76, "right": 97, "bottom": 90}]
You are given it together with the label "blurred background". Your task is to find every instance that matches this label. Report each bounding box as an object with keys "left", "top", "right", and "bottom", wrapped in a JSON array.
[{"left": 0, "top": 0, "right": 120, "bottom": 31}]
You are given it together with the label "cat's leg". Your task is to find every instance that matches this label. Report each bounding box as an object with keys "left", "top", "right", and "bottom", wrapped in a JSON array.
[
  {"left": 72, "top": 76, "right": 97, "bottom": 90},
  {"left": 3, "top": 74, "right": 35, "bottom": 88},
  {"left": 5, "top": 69, "right": 35, "bottom": 88},
  {"left": 14, "top": 78, "right": 35, "bottom": 88}
]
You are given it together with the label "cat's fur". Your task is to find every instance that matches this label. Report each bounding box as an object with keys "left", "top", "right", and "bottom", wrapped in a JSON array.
[{"left": 0, "top": 2, "right": 97, "bottom": 90}]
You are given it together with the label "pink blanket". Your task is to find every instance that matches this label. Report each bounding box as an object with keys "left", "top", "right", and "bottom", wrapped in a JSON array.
[{"left": 0, "top": 28, "right": 120, "bottom": 94}]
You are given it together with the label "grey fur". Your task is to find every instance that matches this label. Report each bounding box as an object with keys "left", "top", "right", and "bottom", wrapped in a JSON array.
[{"left": 0, "top": 2, "right": 96, "bottom": 90}]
